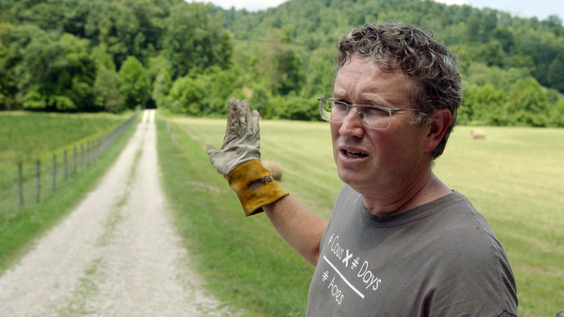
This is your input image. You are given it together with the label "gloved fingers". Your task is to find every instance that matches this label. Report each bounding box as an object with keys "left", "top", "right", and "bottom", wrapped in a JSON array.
[
  {"left": 206, "top": 143, "right": 217, "bottom": 155},
  {"left": 221, "top": 98, "right": 259, "bottom": 151},
  {"left": 238, "top": 99, "right": 252, "bottom": 136},
  {"left": 222, "top": 98, "right": 240, "bottom": 148},
  {"left": 227, "top": 98, "right": 239, "bottom": 133},
  {"left": 251, "top": 109, "right": 260, "bottom": 138},
  {"left": 206, "top": 144, "right": 227, "bottom": 174}
]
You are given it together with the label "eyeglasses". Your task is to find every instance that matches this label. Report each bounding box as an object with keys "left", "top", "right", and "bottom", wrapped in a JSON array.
[{"left": 318, "top": 97, "right": 423, "bottom": 130}]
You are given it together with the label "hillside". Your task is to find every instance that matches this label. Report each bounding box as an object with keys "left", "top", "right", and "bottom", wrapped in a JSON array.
[{"left": 1, "top": 0, "right": 563, "bottom": 126}]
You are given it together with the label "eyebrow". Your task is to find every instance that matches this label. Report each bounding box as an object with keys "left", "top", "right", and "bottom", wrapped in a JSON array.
[{"left": 332, "top": 92, "right": 394, "bottom": 108}]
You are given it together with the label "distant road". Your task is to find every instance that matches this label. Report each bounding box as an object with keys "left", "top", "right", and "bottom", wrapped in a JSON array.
[{"left": 0, "top": 110, "right": 239, "bottom": 317}]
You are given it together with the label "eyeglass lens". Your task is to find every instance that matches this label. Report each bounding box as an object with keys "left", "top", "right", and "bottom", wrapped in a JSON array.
[{"left": 320, "top": 99, "right": 392, "bottom": 130}]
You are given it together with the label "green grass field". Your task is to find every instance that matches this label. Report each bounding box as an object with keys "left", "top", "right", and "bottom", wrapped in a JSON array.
[
  {"left": 0, "top": 111, "right": 135, "bottom": 212},
  {"left": 0, "top": 111, "right": 138, "bottom": 273},
  {"left": 0, "top": 111, "right": 132, "bottom": 160},
  {"left": 158, "top": 114, "right": 563, "bottom": 317}
]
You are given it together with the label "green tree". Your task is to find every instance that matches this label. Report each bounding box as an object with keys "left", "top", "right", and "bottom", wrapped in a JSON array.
[
  {"left": 93, "top": 68, "right": 125, "bottom": 113},
  {"left": 0, "top": 23, "right": 17, "bottom": 110},
  {"left": 546, "top": 54, "right": 564, "bottom": 92},
  {"left": 147, "top": 55, "right": 173, "bottom": 83},
  {"left": 549, "top": 99, "right": 564, "bottom": 127},
  {"left": 460, "top": 84, "right": 506, "bottom": 125},
  {"left": 161, "top": 66, "right": 244, "bottom": 116},
  {"left": 505, "top": 78, "right": 549, "bottom": 127},
  {"left": 118, "top": 55, "right": 151, "bottom": 109},
  {"left": 162, "top": 2, "right": 232, "bottom": 79},
  {"left": 273, "top": 49, "right": 306, "bottom": 96},
  {"left": 197, "top": 66, "right": 243, "bottom": 116},
  {"left": 92, "top": 44, "right": 117, "bottom": 72},
  {"left": 304, "top": 49, "right": 334, "bottom": 98},
  {"left": 271, "top": 95, "right": 319, "bottom": 121},
  {"left": 479, "top": 40, "right": 507, "bottom": 68},
  {"left": 13, "top": 27, "right": 96, "bottom": 111},
  {"left": 59, "top": 34, "right": 97, "bottom": 110},
  {"left": 82, "top": 0, "right": 163, "bottom": 67},
  {"left": 250, "top": 83, "right": 273, "bottom": 119},
  {"left": 152, "top": 67, "right": 172, "bottom": 109},
  {"left": 165, "top": 75, "right": 202, "bottom": 115}
]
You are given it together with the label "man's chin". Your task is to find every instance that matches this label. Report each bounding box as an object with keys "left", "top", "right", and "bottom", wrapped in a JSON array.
[{"left": 337, "top": 168, "right": 365, "bottom": 188}]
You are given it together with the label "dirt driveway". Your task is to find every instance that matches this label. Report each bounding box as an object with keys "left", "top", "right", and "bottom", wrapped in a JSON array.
[{"left": 0, "top": 110, "right": 239, "bottom": 316}]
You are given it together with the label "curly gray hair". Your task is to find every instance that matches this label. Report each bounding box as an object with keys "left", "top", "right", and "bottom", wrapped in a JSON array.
[{"left": 335, "top": 22, "right": 462, "bottom": 159}]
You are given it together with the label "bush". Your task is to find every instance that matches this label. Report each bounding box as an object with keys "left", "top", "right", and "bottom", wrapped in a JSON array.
[
  {"left": 165, "top": 76, "right": 202, "bottom": 115},
  {"left": 271, "top": 95, "right": 320, "bottom": 121},
  {"left": 505, "top": 78, "right": 550, "bottom": 127},
  {"left": 162, "top": 66, "right": 244, "bottom": 116}
]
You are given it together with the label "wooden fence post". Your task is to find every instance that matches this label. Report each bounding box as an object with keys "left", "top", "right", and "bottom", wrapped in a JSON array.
[
  {"left": 36, "top": 159, "right": 40, "bottom": 203},
  {"left": 52, "top": 153, "right": 56, "bottom": 192},
  {"left": 18, "top": 162, "right": 23, "bottom": 210},
  {"left": 64, "top": 150, "right": 68, "bottom": 181}
]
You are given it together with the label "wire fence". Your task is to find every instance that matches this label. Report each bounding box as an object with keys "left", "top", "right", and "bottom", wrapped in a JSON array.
[{"left": 0, "top": 112, "right": 138, "bottom": 215}]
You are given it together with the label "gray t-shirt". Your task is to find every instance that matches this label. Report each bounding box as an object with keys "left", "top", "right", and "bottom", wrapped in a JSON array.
[{"left": 306, "top": 185, "right": 518, "bottom": 316}]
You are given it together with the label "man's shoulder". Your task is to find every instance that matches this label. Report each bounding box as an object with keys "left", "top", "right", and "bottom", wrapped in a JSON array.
[{"left": 426, "top": 192, "right": 504, "bottom": 253}]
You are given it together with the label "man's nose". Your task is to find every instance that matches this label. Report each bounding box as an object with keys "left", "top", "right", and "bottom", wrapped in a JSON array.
[{"left": 338, "top": 108, "right": 364, "bottom": 137}]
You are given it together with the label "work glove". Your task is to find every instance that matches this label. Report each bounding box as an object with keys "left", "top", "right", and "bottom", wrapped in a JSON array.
[{"left": 207, "top": 97, "right": 289, "bottom": 216}]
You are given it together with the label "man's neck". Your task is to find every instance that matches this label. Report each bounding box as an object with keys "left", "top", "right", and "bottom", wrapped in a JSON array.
[{"left": 360, "top": 172, "right": 451, "bottom": 216}]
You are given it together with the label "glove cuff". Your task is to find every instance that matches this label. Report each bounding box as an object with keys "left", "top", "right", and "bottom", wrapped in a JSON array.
[{"left": 225, "top": 159, "right": 289, "bottom": 216}]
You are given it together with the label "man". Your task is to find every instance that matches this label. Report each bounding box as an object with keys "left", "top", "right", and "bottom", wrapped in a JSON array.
[{"left": 207, "top": 22, "right": 518, "bottom": 316}]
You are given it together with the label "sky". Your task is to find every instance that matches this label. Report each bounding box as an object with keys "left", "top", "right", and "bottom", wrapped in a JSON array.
[{"left": 192, "top": 0, "right": 563, "bottom": 21}]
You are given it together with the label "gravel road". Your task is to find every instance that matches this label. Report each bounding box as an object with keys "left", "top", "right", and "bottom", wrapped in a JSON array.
[{"left": 0, "top": 110, "right": 239, "bottom": 317}]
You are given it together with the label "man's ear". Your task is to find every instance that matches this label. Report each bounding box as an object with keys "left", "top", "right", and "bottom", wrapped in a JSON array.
[{"left": 424, "top": 108, "right": 452, "bottom": 153}]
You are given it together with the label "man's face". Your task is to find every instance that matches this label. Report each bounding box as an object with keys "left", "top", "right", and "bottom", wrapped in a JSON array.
[{"left": 331, "top": 55, "right": 431, "bottom": 196}]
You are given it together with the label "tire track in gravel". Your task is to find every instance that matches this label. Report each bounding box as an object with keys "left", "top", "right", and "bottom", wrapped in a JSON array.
[{"left": 0, "top": 110, "right": 240, "bottom": 317}]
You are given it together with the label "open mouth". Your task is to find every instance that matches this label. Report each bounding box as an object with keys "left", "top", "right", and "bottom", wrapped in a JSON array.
[{"left": 342, "top": 149, "right": 368, "bottom": 158}]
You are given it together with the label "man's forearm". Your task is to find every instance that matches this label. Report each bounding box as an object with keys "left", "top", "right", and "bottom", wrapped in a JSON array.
[{"left": 264, "top": 196, "right": 328, "bottom": 267}]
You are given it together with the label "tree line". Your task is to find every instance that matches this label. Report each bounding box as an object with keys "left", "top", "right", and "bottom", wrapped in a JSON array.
[{"left": 1, "top": 0, "right": 563, "bottom": 127}]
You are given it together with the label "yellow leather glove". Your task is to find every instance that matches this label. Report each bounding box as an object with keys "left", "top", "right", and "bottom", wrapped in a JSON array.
[
  {"left": 207, "top": 98, "right": 289, "bottom": 216},
  {"left": 225, "top": 159, "right": 289, "bottom": 216}
]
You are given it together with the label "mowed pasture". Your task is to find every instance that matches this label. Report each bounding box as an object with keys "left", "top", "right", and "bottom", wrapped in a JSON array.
[
  {"left": 162, "top": 115, "right": 563, "bottom": 317},
  {"left": 0, "top": 111, "right": 131, "bottom": 158},
  {"left": 0, "top": 111, "right": 133, "bottom": 212},
  {"left": 0, "top": 111, "right": 132, "bottom": 181}
]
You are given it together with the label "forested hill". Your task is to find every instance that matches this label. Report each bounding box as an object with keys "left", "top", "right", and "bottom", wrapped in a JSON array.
[
  {"left": 223, "top": 0, "right": 564, "bottom": 93},
  {"left": 1, "top": 0, "right": 564, "bottom": 127}
]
